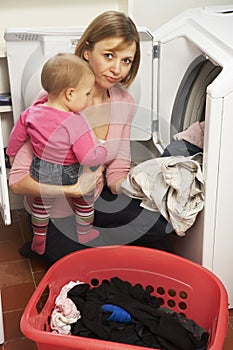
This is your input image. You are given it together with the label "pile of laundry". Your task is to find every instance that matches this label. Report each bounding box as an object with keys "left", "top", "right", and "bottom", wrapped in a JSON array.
[
  {"left": 121, "top": 152, "right": 204, "bottom": 236},
  {"left": 50, "top": 276, "right": 209, "bottom": 350},
  {"left": 121, "top": 121, "right": 205, "bottom": 236}
]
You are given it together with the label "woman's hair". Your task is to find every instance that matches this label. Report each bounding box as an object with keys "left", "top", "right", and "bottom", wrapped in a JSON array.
[
  {"left": 75, "top": 11, "right": 140, "bottom": 88},
  {"left": 41, "top": 52, "right": 94, "bottom": 97}
]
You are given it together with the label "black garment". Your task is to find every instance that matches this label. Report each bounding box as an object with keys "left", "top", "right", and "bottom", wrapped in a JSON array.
[
  {"left": 19, "top": 185, "right": 174, "bottom": 265},
  {"left": 67, "top": 277, "right": 209, "bottom": 349},
  {"left": 19, "top": 139, "right": 201, "bottom": 265},
  {"left": 162, "top": 139, "right": 202, "bottom": 157},
  {"left": 41, "top": 186, "right": 175, "bottom": 265}
]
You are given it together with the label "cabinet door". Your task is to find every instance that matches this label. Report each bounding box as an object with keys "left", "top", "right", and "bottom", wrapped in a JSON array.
[{"left": 0, "top": 114, "right": 11, "bottom": 225}]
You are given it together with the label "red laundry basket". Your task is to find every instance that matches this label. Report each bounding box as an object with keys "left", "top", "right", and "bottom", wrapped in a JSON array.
[{"left": 20, "top": 246, "right": 228, "bottom": 350}]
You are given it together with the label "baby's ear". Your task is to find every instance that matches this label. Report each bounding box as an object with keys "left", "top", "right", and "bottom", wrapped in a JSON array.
[{"left": 65, "top": 88, "right": 74, "bottom": 101}]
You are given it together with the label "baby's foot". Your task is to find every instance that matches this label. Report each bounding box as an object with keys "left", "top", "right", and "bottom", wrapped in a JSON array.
[
  {"left": 31, "top": 234, "right": 46, "bottom": 255},
  {"left": 78, "top": 228, "right": 100, "bottom": 244}
]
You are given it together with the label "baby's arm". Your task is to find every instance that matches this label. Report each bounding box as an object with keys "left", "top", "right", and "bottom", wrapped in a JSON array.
[{"left": 70, "top": 115, "right": 107, "bottom": 166}]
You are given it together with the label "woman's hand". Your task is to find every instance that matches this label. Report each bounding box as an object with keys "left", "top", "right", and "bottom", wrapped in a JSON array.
[
  {"left": 10, "top": 166, "right": 103, "bottom": 198},
  {"left": 64, "top": 166, "right": 103, "bottom": 197},
  {"left": 108, "top": 176, "right": 127, "bottom": 195}
]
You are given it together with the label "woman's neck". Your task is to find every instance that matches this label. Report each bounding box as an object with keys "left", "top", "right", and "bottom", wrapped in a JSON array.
[
  {"left": 89, "top": 86, "right": 110, "bottom": 106},
  {"left": 84, "top": 86, "right": 111, "bottom": 140}
]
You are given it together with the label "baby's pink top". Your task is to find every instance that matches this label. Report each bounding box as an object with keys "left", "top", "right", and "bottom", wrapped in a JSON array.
[
  {"left": 7, "top": 97, "right": 107, "bottom": 166},
  {"left": 9, "top": 86, "right": 135, "bottom": 218}
]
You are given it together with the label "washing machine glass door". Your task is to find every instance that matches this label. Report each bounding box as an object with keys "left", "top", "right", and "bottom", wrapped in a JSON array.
[
  {"left": 128, "top": 29, "right": 154, "bottom": 141},
  {"left": 153, "top": 35, "right": 222, "bottom": 151},
  {"left": 171, "top": 56, "right": 222, "bottom": 137},
  {"left": 4, "top": 27, "right": 85, "bottom": 122}
]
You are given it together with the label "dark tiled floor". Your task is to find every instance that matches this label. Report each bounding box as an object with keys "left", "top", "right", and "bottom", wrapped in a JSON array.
[
  {"left": 0, "top": 209, "right": 47, "bottom": 350},
  {"left": 0, "top": 208, "right": 233, "bottom": 349}
]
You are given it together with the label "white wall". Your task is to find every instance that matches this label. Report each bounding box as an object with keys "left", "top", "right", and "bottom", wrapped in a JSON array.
[
  {"left": 1, "top": 0, "right": 233, "bottom": 43},
  {"left": 0, "top": 0, "right": 128, "bottom": 42},
  {"left": 128, "top": 0, "right": 233, "bottom": 31}
]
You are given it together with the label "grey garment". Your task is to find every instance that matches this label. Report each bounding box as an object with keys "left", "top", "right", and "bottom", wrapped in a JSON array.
[{"left": 121, "top": 153, "right": 204, "bottom": 236}]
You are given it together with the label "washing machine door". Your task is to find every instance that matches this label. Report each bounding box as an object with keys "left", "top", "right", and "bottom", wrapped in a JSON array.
[
  {"left": 152, "top": 6, "right": 233, "bottom": 151},
  {"left": 152, "top": 40, "right": 222, "bottom": 151},
  {"left": 5, "top": 27, "right": 86, "bottom": 122}
]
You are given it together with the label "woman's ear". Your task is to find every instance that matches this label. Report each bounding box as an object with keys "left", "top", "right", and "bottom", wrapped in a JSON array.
[
  {"left": 83, "top": 41, "right": 90, "bottom": 61},
  {"left": 83, "top": 50, "right": 89, "bottom": 61}
]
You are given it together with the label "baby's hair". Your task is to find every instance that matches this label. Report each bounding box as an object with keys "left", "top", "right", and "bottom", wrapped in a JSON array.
[{"left": 41, "top": 53, "right": 94, "bottom": 97}]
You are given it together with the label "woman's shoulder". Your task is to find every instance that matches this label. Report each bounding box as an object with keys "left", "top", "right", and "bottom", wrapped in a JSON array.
[{"left": 109, "top": 85, "right": 135, "bottom": 104}]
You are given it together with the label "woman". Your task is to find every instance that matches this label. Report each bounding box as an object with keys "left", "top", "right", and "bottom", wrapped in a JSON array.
[{"left": 9, "top": 11, "right": 174, "bottom": 265}]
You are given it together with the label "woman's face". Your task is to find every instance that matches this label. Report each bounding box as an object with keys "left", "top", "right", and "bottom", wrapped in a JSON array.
[{"left": 84, "top": 37, "right": 136, "bottom": 90}]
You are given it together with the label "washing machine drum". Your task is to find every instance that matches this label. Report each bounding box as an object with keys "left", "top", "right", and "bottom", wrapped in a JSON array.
[{"left": 171, "top": 55, "right": 222, "bottom": 138}]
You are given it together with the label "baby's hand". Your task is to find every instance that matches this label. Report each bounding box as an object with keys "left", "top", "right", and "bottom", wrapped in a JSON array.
[{"left": 9, "top": 156, "right": 15, "bottom": 167}]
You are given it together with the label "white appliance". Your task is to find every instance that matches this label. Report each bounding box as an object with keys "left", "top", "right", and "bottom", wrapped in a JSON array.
[{"left": 2, "top": 6, "right": 233, "bottom": 307}]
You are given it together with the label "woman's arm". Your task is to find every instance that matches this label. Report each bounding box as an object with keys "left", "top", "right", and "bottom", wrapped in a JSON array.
[
  {"left": 10, "top": 168, "right": 102, "bottom": 197},
  {"left": 10, "top": 174, "right": 79, "bottom": 197},
  {"left": 108, "top": 176, "right": 127, "bottom": 194},
  {"left": 9, "top": 141, "right": 102, "bottom": 198},
  {"left": 7, "top": 110, "right": 29, "bottom": 157},
  {"left": 105, "top": 87, "right": 135, "bottom": 194}
]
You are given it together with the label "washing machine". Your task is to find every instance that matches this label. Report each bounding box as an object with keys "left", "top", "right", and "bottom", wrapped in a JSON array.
[{"left": 2, "top": 5, "right": 233, "bottom": 307}]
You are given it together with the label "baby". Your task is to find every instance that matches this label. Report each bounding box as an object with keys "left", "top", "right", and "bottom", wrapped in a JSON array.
[{"left": 7, "top": 53, "right": 107, "bottom": 254}]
